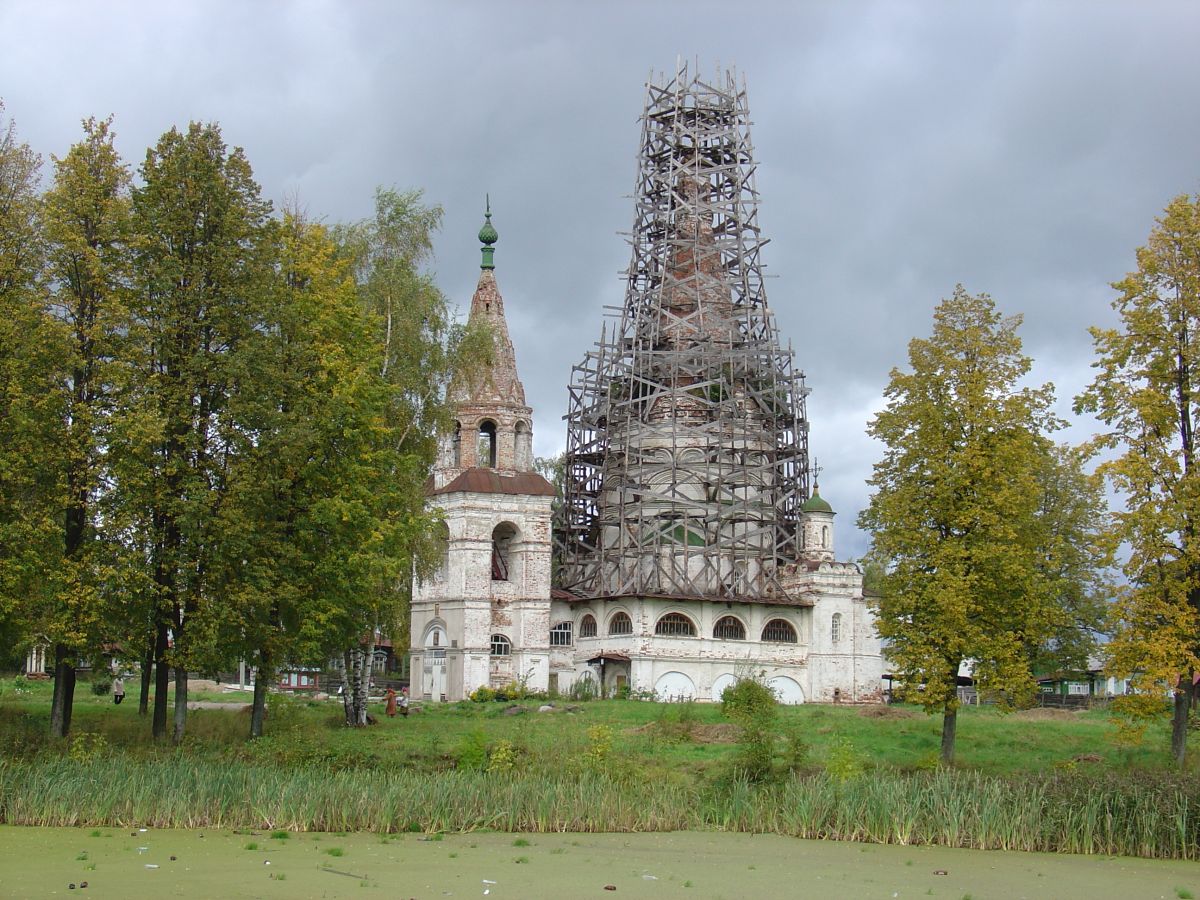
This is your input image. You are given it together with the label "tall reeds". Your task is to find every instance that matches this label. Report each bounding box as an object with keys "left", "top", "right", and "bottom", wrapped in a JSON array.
[{"left": 1, "top": 757, "right": 1195, "bottom": 859}]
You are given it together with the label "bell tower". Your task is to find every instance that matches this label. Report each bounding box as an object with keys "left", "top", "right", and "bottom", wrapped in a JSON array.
[
  {"left": 411, "top": 203, "right": 555, "bottom": 701},
  {"left": 434, "top": 200, "right": 534, "bottom": 487}
]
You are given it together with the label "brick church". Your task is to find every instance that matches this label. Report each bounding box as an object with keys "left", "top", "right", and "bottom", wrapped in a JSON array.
[{"left": 410, "top": 68, "right": 883, "bottom": 704}]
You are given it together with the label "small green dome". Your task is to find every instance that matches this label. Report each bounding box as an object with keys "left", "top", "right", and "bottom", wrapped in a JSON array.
[
  {"left": 478, "top": 212, "right": 498, "bottom": 246},
  {"left": 801, "top": 488, "right": 833, "bottom": 514},
  {"left": 478, "top": 197, "right": 498, "bottom": 270}
]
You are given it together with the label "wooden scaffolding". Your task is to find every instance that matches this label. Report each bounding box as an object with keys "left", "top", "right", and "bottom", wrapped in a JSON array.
[{"left": 556, "top": 65, "right": 811, "bottom": 602}]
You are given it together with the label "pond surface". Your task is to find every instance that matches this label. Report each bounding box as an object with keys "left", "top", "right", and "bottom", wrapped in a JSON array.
[{"left": 0, "top": 826, "right": 1195, "bottom": 899}]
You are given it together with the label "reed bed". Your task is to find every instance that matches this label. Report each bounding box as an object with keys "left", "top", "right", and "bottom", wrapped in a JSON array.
[{"left": 2, "top": 756, "right": 1196, "bottom": 859}]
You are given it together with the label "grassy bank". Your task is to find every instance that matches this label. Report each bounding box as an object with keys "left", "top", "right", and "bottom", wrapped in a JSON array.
[
  {"left": 3, "top": 676, "right": 1195, "bottom": 859},
  {"left": 0, "top": 677, "right": 1174, "bottom": 776},
  {"left": 2, "top": 756, "right": 1197, "bottom": 859}
]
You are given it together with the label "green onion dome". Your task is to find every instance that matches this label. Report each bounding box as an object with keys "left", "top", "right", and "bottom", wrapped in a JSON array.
[{"left": 801, "top": 488, "right": 833, "bottom": 514}]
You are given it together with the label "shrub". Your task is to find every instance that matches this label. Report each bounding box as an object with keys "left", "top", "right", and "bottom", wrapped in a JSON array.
[
  {"left": 782, "top": 726, "right": 811, "bottom": 772},
  {"left": 720, "top": 678, "right": 777, "bottom": 725},
  {"left": 469, "top": 686, "right": 496, "bottom": 703},
  {"left": 824, "top": 735, "right": 866, "bottom": 782},
  {"left": 583, "top": 724, "right": 614, "bottom": 772},
  {"left": 90, "top": 678, "right": 112, "bottom": 697},
  {"left": 456, "top": 729, "right": 489, "bottom": 771},
  {"left": 728, "top": 727, "right": 775, "bottom": 783},
  {"left": 68, "top": 732, "right": 109, "bottom": 764},
  {"left": 486, "top": 739, "right": 519, "bottom": 774},
  {"left": 721, "top": 678, "right": 780, "bottom": 784}
]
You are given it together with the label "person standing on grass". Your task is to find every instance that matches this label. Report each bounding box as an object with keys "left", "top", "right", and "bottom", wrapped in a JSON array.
[
  {"left": 112, "top": 675, "right": 125, "bottom": 705},
  {"left": 385, "top": 687, "right": 397, "bottom": 717},
  {"left": 399, "top": 687, "right": 409, "bottom": 718}
]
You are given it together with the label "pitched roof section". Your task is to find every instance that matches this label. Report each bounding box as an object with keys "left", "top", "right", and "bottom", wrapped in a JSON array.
[{"left": 431, "top": 466, "right": 555, "bottom": 497}]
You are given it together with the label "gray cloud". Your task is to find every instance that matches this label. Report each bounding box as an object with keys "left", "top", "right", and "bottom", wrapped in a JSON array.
[{"left": 3, "top": 0, "right": 1197, "bottom": 559}]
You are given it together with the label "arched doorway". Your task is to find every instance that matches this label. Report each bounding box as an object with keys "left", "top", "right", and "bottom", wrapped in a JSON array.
[{"left": 423, "top": 624, "right": 447, "bottom": 702}]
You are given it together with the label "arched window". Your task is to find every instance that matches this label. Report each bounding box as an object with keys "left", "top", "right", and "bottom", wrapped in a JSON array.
[
  {"left": 713, "top": 615, "right": 746, "bottom": 640},
  {"left": 490, "top": 634, "right": 511, "bottom": 656},
  {"left": 478, "top": 420, "right": 497, "bottom": 468},
  {"left": 654, "top": 612, "right": 696, "bottom": 637},
  {"left": 492, "top": 522, "right": 517, "bottom": 581},
  {"left": 579, "top": 614, "right": 597, "bottom": 638},
  {"left": 550, "top": 621, "right": 573, "bottom": 646},
  {"left": 451, "top": 421, "right": 461, "bottom": 467},
  {"left": 821, "top": 525, "right": 830, "bottom": 549},
  {"left": 608, "top": 611, "right": 633, "bottom": 636},
  {"left": 831, "top": 613, "right": 843, "bottom": 643},
  {"left": 762, "top": 618, "right": 798, "bottom": 644}
]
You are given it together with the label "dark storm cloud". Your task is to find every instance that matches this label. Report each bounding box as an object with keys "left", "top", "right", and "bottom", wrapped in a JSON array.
[{"left": 2, "top": 0, "right": 1197, "bottom": 558}]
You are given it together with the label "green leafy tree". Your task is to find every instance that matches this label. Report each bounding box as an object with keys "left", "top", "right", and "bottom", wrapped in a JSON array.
[
  {"left": 120, "top": 122, "right": 274, "bottom": 742},
  {"left": 38, "top": 116, "right": 134, "bottom": 737},
  {"left": 211, "top": 209, "right": 394, "bottom": 737},
  {"left": 1075, "top": 193, "right": 1200, "bottom": 765},
  {"left": 860, "top": 286, "right": 1068, "bottom": 765},
  {"left": 0, "top": 103, "right": 57, "bottom": 684},
  {"left": 330, "top": 188, "right": 484, "bottom": 725},
  {"left": 1027, "top": 444, "right": 1110, "bottom": 678}
]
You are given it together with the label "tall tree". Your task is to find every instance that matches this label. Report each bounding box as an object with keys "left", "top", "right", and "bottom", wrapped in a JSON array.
[
  {"left": 1027, "top": 444, "right": 1109, "bottom": 678},
  {"left": 122, "top": 122, "right": 273, "bottom": 742},
  {"left": 859, "top": 286, "right": 1068, "bottom": 764},
  {"left": 1075, "top": 193, "right": 1200, "bottom": 766},
  {"left": 38, "top": 116, "right": 133, "bottom": 737},
  {"left": 212, "top": 209, "right": 392, "bottom": 737},
  {"left": 0, "top": 103, "right": 58, "bottom": 689},
  {"left": 331, "top": 188, "right": 482, "bottom": 726}
]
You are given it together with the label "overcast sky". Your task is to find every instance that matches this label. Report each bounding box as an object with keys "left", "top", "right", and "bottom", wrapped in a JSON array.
[{"left": 3, "top": 1, "right": 1198, "bottom": 559}]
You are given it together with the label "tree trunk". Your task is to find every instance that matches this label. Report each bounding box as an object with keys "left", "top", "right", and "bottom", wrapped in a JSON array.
[
  {"left": 172, "top": 662, "right": 188, "bottom": 745},
  {"left": 151, "top": 622, "right": 169, "bottom": 739},
  {"left": 138, "top": 632, "right": 153, "bottom": 716},
  {"left": 49, "top": 644, "right": 76, "bottom": 739},
  {"left": 1171, "top": 675, "right": 1193, "bottom": 767},
  {"left": 250, "top": 650, "right": 271, "bottom": 739},
  {"left": 940, "top": 706, "right": 958, "bottom": 766},
  {"left": 340, "top": 648, "right": 352, "bottom": 724},
  {"left": 358, "top": 646, "right": 372, "bottom": 724},
  {"left": 342, "top": 646, "right": 371, "bottom": 726}
]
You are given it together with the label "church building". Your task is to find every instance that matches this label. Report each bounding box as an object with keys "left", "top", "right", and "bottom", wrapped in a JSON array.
[{"left": 411, "top": 67, "right": 883, "bottom": 704}]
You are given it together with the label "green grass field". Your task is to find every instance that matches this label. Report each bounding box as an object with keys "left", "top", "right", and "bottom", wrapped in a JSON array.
[
  {"left": 0, "top": 673, "right": 1176, "bottom": 776},
  {"left": 2, "top": 674, "right": 1197, "bottom": 860}
]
